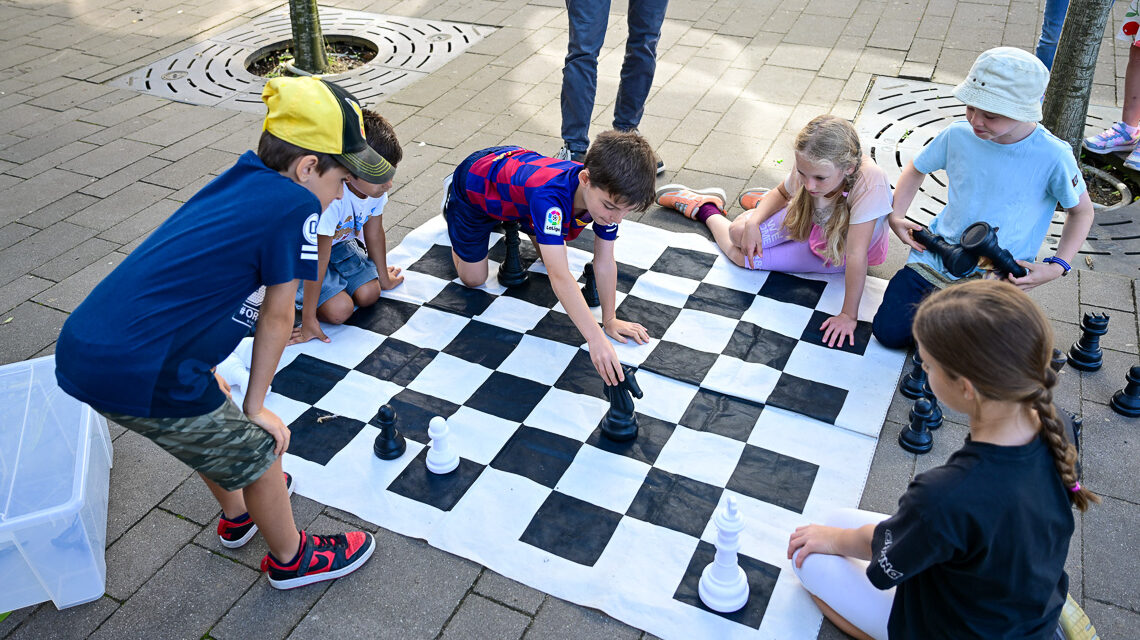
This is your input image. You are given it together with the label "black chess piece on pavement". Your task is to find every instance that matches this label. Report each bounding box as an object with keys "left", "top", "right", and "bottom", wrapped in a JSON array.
[
  {"left": 497, "top": 221, "right": 529, "bottom": 287},
  {"left": 1050, "top": 348, "right": 1067, "bottom": 373},
  {"left": 581, "top": 262, "right": 600, "bottom": 307},
  {"left": 1110, "top": 365, "right": 1140, "bottom": 417},
  {"left": 900, "top": 351, "right": 927, "bottom": 399},
  {"left": 899, "top": 397, "right": 934, "bottom": 454},
  {"left": 601, "top": 365, "right": 643, "bottom": 441},
  {"left": 1068, "top": 312, "right": 1109, "bottom": 372},
  {"left": 373, "top": 404, "right": 407, "bottom": 460},
  {"left": 922, "top": 381, "right": 943, "bottom": 431}
]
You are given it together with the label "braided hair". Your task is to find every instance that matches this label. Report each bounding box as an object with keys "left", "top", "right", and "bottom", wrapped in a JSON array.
[{"left": 912, "top": 280, "right": 1099, "bottom": 511}]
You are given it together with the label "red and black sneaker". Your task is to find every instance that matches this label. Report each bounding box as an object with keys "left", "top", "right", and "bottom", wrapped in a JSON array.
[
  {"left": 260, "top": 530, "right": 375, "bottom": 589},
  {"left": 217, "top": 472, "right": 295, "bottom": 549}
]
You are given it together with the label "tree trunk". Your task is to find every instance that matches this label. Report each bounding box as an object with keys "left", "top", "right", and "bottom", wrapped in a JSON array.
[
  {"left": 288, "top": 0, "right": 328, "bottom": 74},
  {"left": 1042, "top": 0, "right": 1115, "bottom": 162}
]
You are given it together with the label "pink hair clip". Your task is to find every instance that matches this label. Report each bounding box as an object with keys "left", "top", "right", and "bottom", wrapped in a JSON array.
[{"left": 1070, "top": 481, "right": 1082, "bottom": 493}]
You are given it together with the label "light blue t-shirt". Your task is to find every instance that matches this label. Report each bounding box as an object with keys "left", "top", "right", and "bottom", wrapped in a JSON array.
[{"left": 908, "top": 121, "right": 1085, "bottom": 277}]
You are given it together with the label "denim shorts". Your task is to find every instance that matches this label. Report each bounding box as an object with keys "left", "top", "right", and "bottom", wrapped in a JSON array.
[{"left": 296, "top": 240, "right": 380, "bottom": 307}]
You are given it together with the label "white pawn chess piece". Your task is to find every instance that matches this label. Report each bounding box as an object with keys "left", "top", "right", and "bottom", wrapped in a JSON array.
[
  {"left": 425, "top": 416, "right": 459, "bottom": 474},
  {"left": 698, "top": 496, "right": 750, "bottom": 613}
]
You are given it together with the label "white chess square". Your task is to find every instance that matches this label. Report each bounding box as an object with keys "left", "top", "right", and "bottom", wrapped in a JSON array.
[
  {"left": 444, "top": 406, "right": 521, "bottom": 465},
  {"left": 287, "top": 324, "right": 386, "bottom": 369},
  {"left": 556, "top": 445, "right": 651, "bottom": 514},
  {"left": 740, "top": 296, "right": 816, "bottom": 339},
  {"left": 634, "top": 370, "right": 699, "bottom": 423},
  {"left": 475, "top": 295, "right": 550, "bottom": 333},
  {"left": 391, "top": 306, "right": 470, "bottom": 350},
  {"left": 525, "top": 387, "right": 610, "bottom": 441},
  {"left": 612, "top": 221, "right": 669, "bottom": 269},
  {"left": 702, "top": 254, "right": 769, "bottom": 293},
  {"left": 700, "top": 355, "right": 783, "bottom": 404},
  {"left": 263, "top": 392, "right": 309, "bottom": 426},
  {"left": 652, "top": 424, "right": 746, "bottom": 487},
  {"left": 407, "top": 352, "right": 492, "bottom": 405},
  {"left": 383, "top": 269, "right": 450, "bottom": 306},
  {"left": 498, "top": 335, "right": 580, "bottom": 386},
  {"left": 609, "top": 335, "right": 657, "bottom": 367},
  {"left": 660, "top": 308, "right": 738, "bottom": 353},
  {"left": 626, "top": 270, "right": 700, "bottom": 308},
  {"left": 314, "top": 370, "right": 402, "bottom": 423}
]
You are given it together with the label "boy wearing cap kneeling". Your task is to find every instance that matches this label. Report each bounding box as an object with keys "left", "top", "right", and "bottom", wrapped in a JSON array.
[
  {"left": 872, "top": 46, "right": 1095, "bottom": 349},
  {"left": 55, "top": 77, "right": 392, "bottom": 589}
]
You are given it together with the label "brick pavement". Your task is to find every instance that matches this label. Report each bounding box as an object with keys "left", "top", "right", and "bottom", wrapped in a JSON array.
[{"left": 1, "top": 0, "right": 1137, "bottom": 638}]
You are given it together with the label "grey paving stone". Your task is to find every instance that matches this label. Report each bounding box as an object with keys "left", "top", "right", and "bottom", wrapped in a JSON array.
[
  {"left": 0, "top": 300, "right": 67, "bottom": 364},
  {"left": 66, "top": 181, "right": 172, "bottom": 231},
  {"left": 141, "top": 147, "right": 237, "bottom": 190},
  {"left": 5, "top": 140, "right": 97, "bottom": 180},
  {"left": 1081, "top": 495, "right": 1140, "bottom": 612},
  {"left": 78, "top": 93, "right": 167, "bottom": 127},
  {"left": 27, "top": 80, "right": 116, "bottom": 112},
  {"left": 192, "top": 487, "right": 324, "bottom": 570},
  {"left": 19, "top": 191, "right": 100, "bottom": 229},
  {"left": 80, "top": 114, "right": 164, "bottom": 147},
  {"left": 442, "top": 593, "right": 531, "bottom": 640},
  {"left": 474, "top": 569, "right": 546, "bottom": 615},
  {"left": 525, "top": 597, "right": 641, "bottom": 640},
  {"left": 57, "top": 138, "right": 161, "bottom": 179},
  {"left": 29, "top": 237, "right": 116, "bottom": 282},
  {"left": 0, "top": 119, "right": 101, "bottom": 164},
  {"left": 104, "top": 508, "right": 202, "bottom": 600},
  {"left": 859, "top": 420, "right": 916, "bottom": 514},
  {"left": 33, "top": 251, "right": 124, "bottom": 313},
  {"left": 159, "top": 472, "right": 223, "bottom": 526},
  {"left": 4, "top": 596, "right": 117, "bottom": 640},
  {"left": 1083, "top": 598, "right": 1140, "bottom": 640},
  {"left": 0, "top": 222, "right": 37, "bottom": 251},
  {"left": 1080, "top": 400, "right": 1140, "bottom": 503},
  {"left": 105, "top": 429, "right": 193, "bottom": 544},
  {"left": 817, "top": 618, "right": 848, "bottom": 640},
  {"left": 0, "top": 274, "right": 53, "bottom": 316},
  {"left": 212, "top": 573, "right": 332, "bottom": 640},
  {"left": 1077, "top": 305, "right": 1137, "bottom": 354},
  {"left": 913, "top": 418, "right": 971, "bottom": 476},
  {"left": 124, "top": 104, "right": 234, "bottom": 148},
  {"left": 0, "top": 168, "right": 92, "bottom": 227},
  {"left": 321, "top": 504, "right": 381, "bottom": 533},
  {"left": 0, "top": 604, "right": 40, "bottom": 638},
  {"left": 289, "top": 522, "right": 481, "bottom": 640},
  {"left": 98, "top": 198, "right": 178, "bottom": 245},
  {"left": 1078, "top": 269, "right": 1134, "bottom": 313},
  {"left": 89, "top": 545, "right": 258, "bottom": 640},
  {"left": 1078, "top": 347, "right": 1136, "bottom": 411}
]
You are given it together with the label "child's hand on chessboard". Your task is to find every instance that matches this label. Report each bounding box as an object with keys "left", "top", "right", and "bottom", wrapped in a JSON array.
[{"left": 603, "top": 317, "right": 649, "bottom": 345}]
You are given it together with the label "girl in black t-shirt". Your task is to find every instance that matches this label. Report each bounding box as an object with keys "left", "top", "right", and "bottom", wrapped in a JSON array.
[{"left": 786, "top": 280, "right": 1098, "bottom": 640}]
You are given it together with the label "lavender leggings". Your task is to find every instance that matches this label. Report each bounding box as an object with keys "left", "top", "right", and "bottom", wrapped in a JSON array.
[{"left": 744, "top": 207, "right": 844, "bottom": 273}]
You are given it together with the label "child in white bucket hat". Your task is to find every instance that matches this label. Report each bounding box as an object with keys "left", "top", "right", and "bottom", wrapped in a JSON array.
[{"left": 870, "top": 46, "right": 1095, "bottom": 350}]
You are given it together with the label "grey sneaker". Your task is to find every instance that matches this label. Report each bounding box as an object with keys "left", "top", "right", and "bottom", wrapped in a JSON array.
[{"left": 555, "top": 146, "right": 586, "bottom": 163}]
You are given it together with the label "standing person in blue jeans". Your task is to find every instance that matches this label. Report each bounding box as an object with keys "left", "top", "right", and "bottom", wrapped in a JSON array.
[
  {"left": 557, "top": 0, "right": 668, "bottom": 174},
  {"left": 1035, "top": 0, "right": 1068, "bottom": 69}
]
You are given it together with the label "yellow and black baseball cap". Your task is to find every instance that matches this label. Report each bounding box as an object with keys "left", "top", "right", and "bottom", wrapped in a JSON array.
[{"left": 261, "top": 76, "right": 396, "bottom": 184}]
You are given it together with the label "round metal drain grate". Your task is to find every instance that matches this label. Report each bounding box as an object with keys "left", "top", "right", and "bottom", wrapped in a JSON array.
[
  {"left": 111, "top": 6, "right": 495, "bottom": 112},
  {"left": 856, "top": 77, "right": 1139, "bottom": 275}
]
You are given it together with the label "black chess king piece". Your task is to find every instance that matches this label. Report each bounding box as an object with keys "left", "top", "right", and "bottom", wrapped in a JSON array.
[
  {"left": 497, "top": 221, "right": 529, "bottom": 287},
  {"left": 601, "top": 365, "right": 643, "bottom": 441},
  {"left": 581, "top": 262, "right": 600, "bottom": 307},
  {"left": 1068, "top": 312, "right": 1110, "bottom": 372},
  {"left": 899, "top": 396, "right": 934, "bottom": 454},
  {"left": 899, "top": 351, "right": 927, "bottom": 399},
  {"left": 1110, "top": 365, "right": 1140, "bottom": 418},
  {"left": 373, "top": 404, "right": 407, "bottom": 460}
]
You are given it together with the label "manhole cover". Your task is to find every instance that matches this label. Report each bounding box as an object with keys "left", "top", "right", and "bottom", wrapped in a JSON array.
[
  {"left": 110, "top": 6, "right": 495, "bottom": 111},
  {"left": 856, "top": 77, "right": 1139, "bottom": 276}
]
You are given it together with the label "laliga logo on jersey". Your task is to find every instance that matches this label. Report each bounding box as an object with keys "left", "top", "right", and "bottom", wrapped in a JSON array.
[{"left": 543, "top": 207, "right": 563, "bottom": 235}]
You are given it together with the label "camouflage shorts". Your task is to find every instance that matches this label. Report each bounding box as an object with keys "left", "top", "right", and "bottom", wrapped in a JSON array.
[{"left": 100, "top": 400, "right": 278, "bottom": 492}]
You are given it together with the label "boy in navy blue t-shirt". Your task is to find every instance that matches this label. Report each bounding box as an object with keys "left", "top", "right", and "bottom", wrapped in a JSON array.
[{"left": 55, "top": 77, "right": 395, "bottom": 590}]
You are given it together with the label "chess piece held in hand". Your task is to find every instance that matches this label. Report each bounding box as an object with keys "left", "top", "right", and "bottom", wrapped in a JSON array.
[
  {"left": 601, "top": 365, "right": 643, "bottom": 442},
  {"left": 581, "top": 262, "right": 600, "bottom": 307}
]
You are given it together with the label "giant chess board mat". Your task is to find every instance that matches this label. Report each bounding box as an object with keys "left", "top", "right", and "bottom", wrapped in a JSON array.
[{"left": 249, "top": 216, "right": 907, "bottom": 639}]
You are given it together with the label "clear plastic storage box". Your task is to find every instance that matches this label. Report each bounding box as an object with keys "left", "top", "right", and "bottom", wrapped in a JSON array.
[{"left": 1, "top": 356, "right": 113, "bottom": 611}]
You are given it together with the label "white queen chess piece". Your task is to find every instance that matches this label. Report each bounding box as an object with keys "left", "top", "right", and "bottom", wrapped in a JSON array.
[
  {"left": 698, "top": 496, "right": 750, "bottom": 612},
  {"left": 425, "top": 416, "right": 459, "bottom": 474}
]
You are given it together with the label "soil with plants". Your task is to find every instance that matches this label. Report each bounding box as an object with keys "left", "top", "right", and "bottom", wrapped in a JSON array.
[
  {"left": 1082, "top": 153, "right": 1139, "bottom": 207},
  {"left": 248, "top": 41, "right": 376, "bottom": 78}
]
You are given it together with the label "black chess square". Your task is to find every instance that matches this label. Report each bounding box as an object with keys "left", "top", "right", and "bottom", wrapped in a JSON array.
[
  {"left": 566, "top": 227, "right": 596, "bottom": 252},
  {"left": 684, "top": 283, "right": 754, "bottom": 320},
  {"left": 427, "top": 282, "right": 497, "bottom": 317},
  {"left": 501, "top": 271, "right": 560, "bottom": 308},
  {"left": 639, "top": 341, "right": 718, "bottom": 387},
  {"left": 626, "top": 468, "right": 723, "bottom": 538},
  {"left": 766, "top": 373, "right": 847, "bottom": 425},
  {"left": 615, "top": 296, "right": 682, "bottom": 339},
  {"left": 649, "top": 247, "right": 718, "bottom": 281},
  {"left": 586, "top": 412, "right": 675, "bottom": 466},
  {"left": 756, "top": 272, "right": 827, "bottom": 308},
  {"left": 519, "top": 491, "right": 623, "bottom": 566},
  {"left": 552, "top": 349, "right": 606, "bottom": 400},
  {"left": 371, "top": 388, "right": 461, "bottom": 444},
  {"left": 407, "top": 243, "right": 459, "bottom": 280},
  {"left": 388, "top": 448, "right": 483, "bottom": 512},
  {"left": 578, "top": 261, "right": 646, "bottom": 295},
  {"left": 727, "top": 445, "right": 818, "bottom": 514},
  {"left": 287, "top": 407, "right": 366, "bottom": 465},
  {"left": 490, "top": 426, "right": 581, "bottom": 488},
  {"left": 346, "top": 297, "right": 421, "bottom": 336},
  {"left": 466, "top": 371, "right": 551, "bottom": 423},
  {"left": 442, "top": 321, "right": 524, "bottom": 369},
  {"left": 673, "top": 540, "right": 780, "bottom": 630},
  {"left": 272, "top": 354, "right": 350, "bottom": 405},
  {"left": 722, "top": 322, "right": 799, "bottom": 370},
  {"left": 680, "top": 390, "right": 764, "bottom": 442},
  {"left": 355, "top": 338, "right": 437, "bottom": 386},
  {"left": 798, "top": 310, "right": 873, "bottom": 355},
  {"left": 528, "top": 310, "right": 586, "bottom": 347},
  {"left": 488, "top": 235, "right": 539, "bottom": 268}
]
